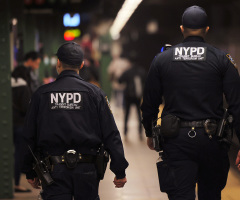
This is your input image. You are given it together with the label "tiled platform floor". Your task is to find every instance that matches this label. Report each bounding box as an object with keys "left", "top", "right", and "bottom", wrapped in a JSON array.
[{"left": 4, "top": 104, "right": 240, "bottom": 200}]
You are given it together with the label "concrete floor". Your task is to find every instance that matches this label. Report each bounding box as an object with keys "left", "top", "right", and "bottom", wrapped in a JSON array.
[{"left": 4, "top": 103, "right": 240, "bottom": 200}]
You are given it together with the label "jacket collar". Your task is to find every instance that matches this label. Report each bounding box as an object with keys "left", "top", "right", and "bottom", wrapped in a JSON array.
[
  {"left": 183, "top": 36, "right": 205, "bottom": 43},
  {"left": 56, "top": 70, "right": 83, "bottom": 81}
]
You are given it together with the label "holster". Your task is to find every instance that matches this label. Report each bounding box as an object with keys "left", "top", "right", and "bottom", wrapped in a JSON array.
[
  {"left": 156, "top": 157, "right": 177, "bottom": 192},
  {"left": 95, "top": 144, "right": 109, "bottom": 180},
  {"left": 152, "top": 125, "right": 164, "bottom": 152}
]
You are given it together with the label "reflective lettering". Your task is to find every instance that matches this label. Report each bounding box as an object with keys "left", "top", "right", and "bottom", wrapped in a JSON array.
[
  {"left": 66, "top": 93, "right": 73, "bottom": 103},
  {"left": 175, "top": 47, "right": 182, "bottom": 55},
  {"left": 183, "top": 47, "right": 190, "bottom": 55},
  {"left": 51, "top": 93, "right": 58, "bottom": 103},
  {"left": 190, "top": 47, "right": 197, "bottom": 55},
  {"left": 74, "top": 93, "right": 81, "bottom": 103},
  {"left": 197, "top": 47, "right": 205, "bottom": 55},
  {"left": 59, "top": 93, "right": 66, "bottom": 103}
]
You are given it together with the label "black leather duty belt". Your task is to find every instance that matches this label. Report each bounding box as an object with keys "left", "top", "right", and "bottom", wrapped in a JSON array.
[
  {"left": 180, "top": 119, "right": 217, "bottom": 128},
  {"left": 50, "top": 154, "right": 96, "bottom": 165}
]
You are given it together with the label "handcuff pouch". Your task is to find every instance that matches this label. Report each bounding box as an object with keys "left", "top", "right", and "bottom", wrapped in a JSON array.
[{"left": 161, "top": 114, "right": 180, "bottom": 138}]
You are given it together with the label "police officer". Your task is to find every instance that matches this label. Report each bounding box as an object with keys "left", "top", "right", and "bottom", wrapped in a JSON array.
[
  {"left": 22, "top": 42, "right": 129, "bottom": 200},
  {"left": 141, "top": 5, "right": 240, "bottom": 200}
]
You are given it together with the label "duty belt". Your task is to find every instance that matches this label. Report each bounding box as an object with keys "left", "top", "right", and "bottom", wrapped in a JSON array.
[
  {"left": 181, "top": 120, "right": 205, "bottom": 128},
  {"left": 181, "top": 119, "right": 218, "bottom": 128},
  {"left": 180, "top": 119, "right": 218, "bottom": 139},
  {"left": 49, "top": 150, "right": 96, "bottom": 168}
]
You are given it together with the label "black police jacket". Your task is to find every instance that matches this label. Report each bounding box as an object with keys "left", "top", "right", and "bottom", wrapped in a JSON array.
[
  {"left": 141, "top": 36, "right": 240, "bottom": 142},
  {"left": 23, "top": 70, "right": 128, "bottom": 179}
]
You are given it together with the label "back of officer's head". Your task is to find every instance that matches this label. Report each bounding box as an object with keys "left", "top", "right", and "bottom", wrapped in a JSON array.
[
  {"left": 181, "top": 5, "right": 209, "bottom": 37},
  {"left": 56, "top": 42, "right": 84, "bottom": 70}
]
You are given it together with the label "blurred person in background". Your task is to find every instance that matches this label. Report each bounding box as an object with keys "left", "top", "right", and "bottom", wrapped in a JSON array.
[
  {"left": 119, "top": 64, "right": 146, "bottom": 140},
  {"left": 11, "top": 64, "right": 32, "bottom": 193},
  {"left": 11, "top": 50, "right": 41, "bottom": 192},
  {"left": 108, "top": 54, "right": 131, "bottom": 108},
  {"left": 12, "top": 51, "right": 41, "bottom": 94},
  {"left": 80, "top": 47, "right": 100, "bottom": 87},
  {"left": 80, "top": 58, "right": 100, "bottom": 87}
]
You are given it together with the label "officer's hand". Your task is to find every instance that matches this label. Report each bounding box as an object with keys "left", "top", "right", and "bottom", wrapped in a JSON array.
[
  {"left": 27, "top": 178, "right": 41, "bottom": 189},
  {"left": 113, "top": 177, "right": 127, "bottom": 188},
  {"left": 235, "top": 150, "right": 240, "bottom": 172},
  {"left": 147, "top": 137, "right": 154, "bottom": 150}
]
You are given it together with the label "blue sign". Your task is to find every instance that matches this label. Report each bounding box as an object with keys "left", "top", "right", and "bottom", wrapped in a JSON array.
[{"left": 63, "top": 13, "right": 80, "bottom": 27}]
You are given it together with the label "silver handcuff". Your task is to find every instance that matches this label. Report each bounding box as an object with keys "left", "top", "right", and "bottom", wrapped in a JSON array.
[{"left": 188, "top": 127, "right": 197, "bottom": 138}]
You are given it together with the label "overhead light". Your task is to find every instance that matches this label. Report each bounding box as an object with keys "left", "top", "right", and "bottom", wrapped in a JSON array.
[
  {"left": 146, "top": 20, "right": 158, "bottom": 34},
  {"left": 12, "top": 18, "right": 18, "bottom": 26},
  {"left": 63, "top": 13, "right": 80, "bottom": 27},
  {"left": 64, "top": 29, "right": 81, "bottom": 41},
  {"left": 110, "top": 0, "right": 143, "bottom": 40}
]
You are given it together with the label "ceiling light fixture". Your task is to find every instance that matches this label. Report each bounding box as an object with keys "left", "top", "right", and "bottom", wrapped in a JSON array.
[{"left": 110, "top": 0, "right": 143, "bottom": 40}]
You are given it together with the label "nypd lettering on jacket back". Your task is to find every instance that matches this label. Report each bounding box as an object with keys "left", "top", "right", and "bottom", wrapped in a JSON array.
[
  {"left": 173, "top": 47, "right": 207, "bottom": 61},
  {"left": 50, "top": 92, "right": 83, "bottom": 110}
]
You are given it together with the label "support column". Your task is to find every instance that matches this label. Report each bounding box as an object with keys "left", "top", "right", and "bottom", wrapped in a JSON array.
[{"left": 0, "top": 0, "right": 14, "bottom": 199}]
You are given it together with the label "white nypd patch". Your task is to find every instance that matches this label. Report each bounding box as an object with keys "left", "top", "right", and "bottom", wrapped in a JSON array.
[
  {"left": 50, "top": 92, "right": 83, "bottom": 110},
  {"left": 173, "top": 47, "right": 207, "bottom": 61}
]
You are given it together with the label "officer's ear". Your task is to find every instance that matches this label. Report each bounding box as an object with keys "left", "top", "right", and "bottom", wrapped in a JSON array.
[
  {"left": 56, "top": 59, "right": 61, "bottom": 69},
  {"left": 56, "top": 59, "right": 61, "bottom": 74},
  {"left": 80, "top": 61, "right": 84, "bottom": 70},
  {"left": 180, "top": 25, "right": 184, "bottom": 34},
  {"left": 205, "top": 26, "right": 210, "bottom": 34}
]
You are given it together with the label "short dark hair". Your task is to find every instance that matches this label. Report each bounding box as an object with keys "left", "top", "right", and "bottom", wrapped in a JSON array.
[
  {"left": 61, "top": 61, "right": 81, "bottom": 70},
  {"left": 24, "top": 51, "right": 41, "bottom": 61}
]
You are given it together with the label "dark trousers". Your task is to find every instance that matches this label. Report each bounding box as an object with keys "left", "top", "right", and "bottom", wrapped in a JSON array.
[
  {"left": 158, "top": 128, "right": 229, "bottom": 200},
  {"left": 124, "top": 97, "right": 142, "bottom": 135},
  {"left": 42, "top": 163, "right": 100, "bottom": 200},
  {"left": 14, "top": 126, "right": 26, "bottom": 186}
]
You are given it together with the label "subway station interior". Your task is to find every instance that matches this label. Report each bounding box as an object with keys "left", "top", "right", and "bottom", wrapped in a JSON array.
[{"left": 0, "top": 0, "right": 240, "bottom": 199}]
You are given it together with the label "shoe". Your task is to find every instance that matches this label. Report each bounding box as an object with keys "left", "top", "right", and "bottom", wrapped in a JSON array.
[{"left": 15, "top": 188, "right": 32, "bottom": 193}]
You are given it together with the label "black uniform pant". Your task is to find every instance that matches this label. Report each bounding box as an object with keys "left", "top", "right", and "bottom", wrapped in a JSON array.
[
  {"left": 41, "top": 163, "right": 100, "bottom": 200},
  {"left": 124, "top": 97, "right": 142, "bottom": 135},
  {"left": 158, "top": 128, "right": 229, "bottom": 200},
  {"left": 14, "top": 125, "right": 27, "bottom": 186}
]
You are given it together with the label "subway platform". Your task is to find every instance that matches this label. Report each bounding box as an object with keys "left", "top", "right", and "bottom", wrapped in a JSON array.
[{"left": 6, "top": 103, "right": 240, "bottom": 200}]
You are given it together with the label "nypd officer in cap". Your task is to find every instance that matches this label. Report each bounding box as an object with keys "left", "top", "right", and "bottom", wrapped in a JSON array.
[
  {"left": 141, "top": 5, "right": 240, "bottom": 200},
  {"left": 22, "top": 42, "right": 129, "bottom": 200}
]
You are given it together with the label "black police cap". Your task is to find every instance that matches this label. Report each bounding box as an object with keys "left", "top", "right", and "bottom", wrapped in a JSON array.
[
  {"left": 182, "top": 5, "right": 208, "bottom": 29},
  {"left": 56, "top": 42, "right": 84, "bottom": 66}
]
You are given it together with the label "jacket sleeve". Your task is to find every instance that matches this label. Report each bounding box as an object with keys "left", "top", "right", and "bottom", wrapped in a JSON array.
[
  {"left": 98, "top": 92, "right": 129, "bottom": 179},
  {"left": 141, "top": 55, "right": 163, "bottom": 137},
  {"left": 222, "top": 55, "right": 240, "bottom": 143},
  {"left": 22, "top": 91, "right": 40, "bottom": 179}
]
